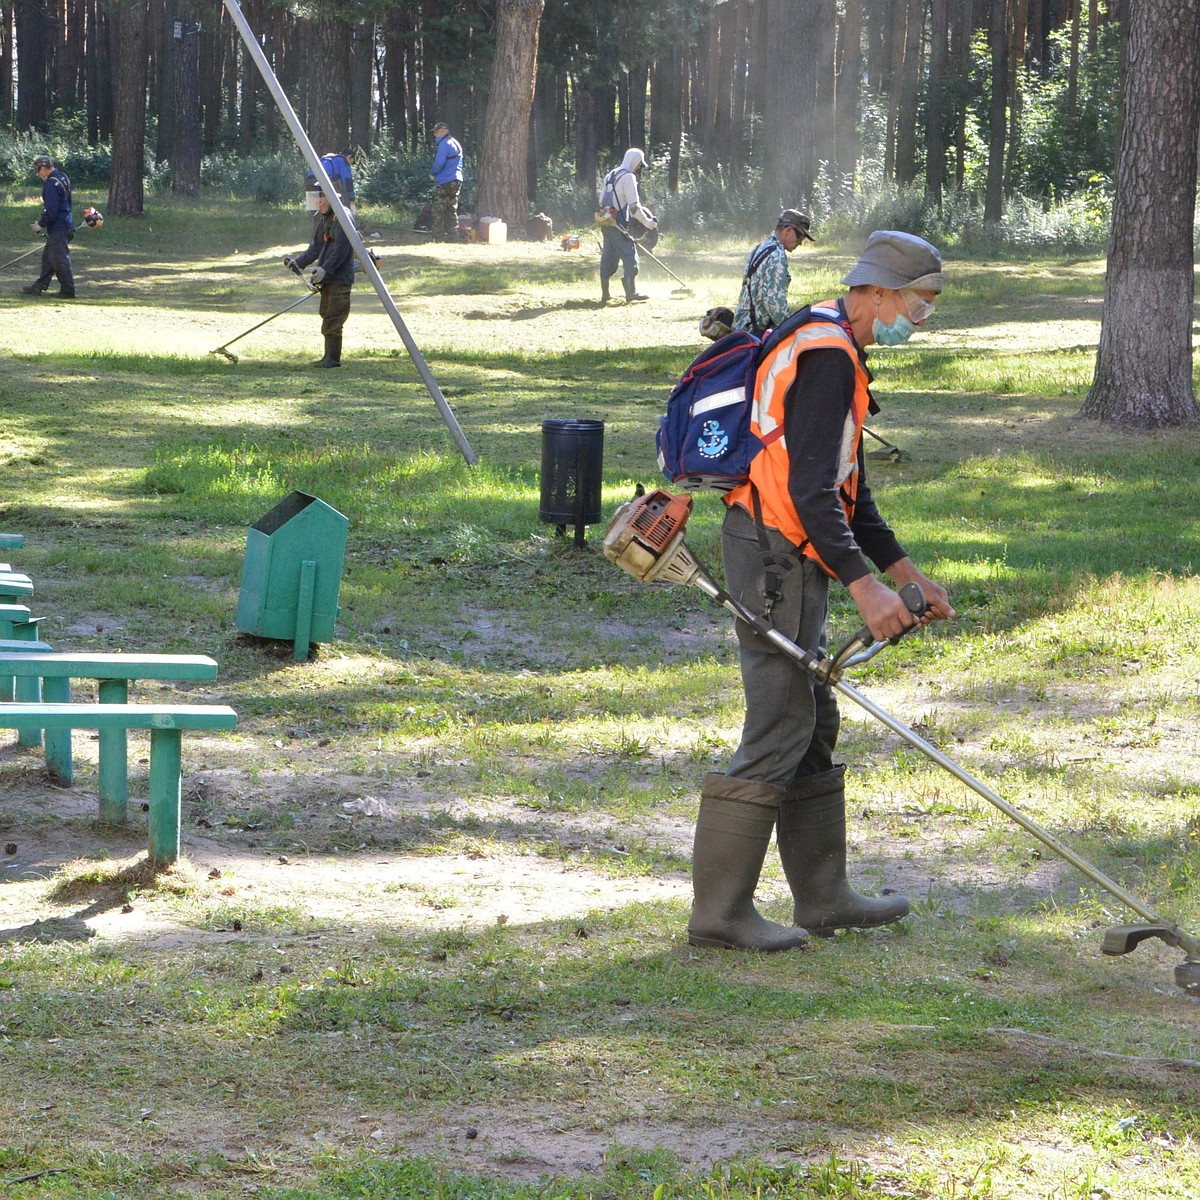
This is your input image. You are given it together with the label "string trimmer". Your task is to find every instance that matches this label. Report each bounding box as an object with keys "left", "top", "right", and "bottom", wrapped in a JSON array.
[
  {"left": 210, "top": 262, "right": 318, "bottom": 363},
  {"left": 602, "top": 487, "right": 1200, "bottom": 998},
  {"left": 0, "top": 243, "right": 45, "bottom": 273}
]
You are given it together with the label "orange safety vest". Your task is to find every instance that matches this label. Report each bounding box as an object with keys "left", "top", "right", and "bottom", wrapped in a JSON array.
[{"left": 725, "top": 302, "right": 872, "bottom": 577}]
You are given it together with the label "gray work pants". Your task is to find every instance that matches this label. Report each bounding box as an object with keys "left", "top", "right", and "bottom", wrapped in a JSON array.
[{"left": 721, "top": 502, "right": 841, "bottom": 786}]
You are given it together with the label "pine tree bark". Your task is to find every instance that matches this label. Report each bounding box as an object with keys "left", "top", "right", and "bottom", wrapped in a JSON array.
[
  {"left": 760, "top": 0, "right": 807, "bottom": 217},
  {"left": 984, "top": 0, "right": 1008, "bottom": 221},
  {"left": 107, "top": 0, "right": 149, "bottom": 216},
  {"left": 835, "top": 0, "right": 862, "bottom": 187},
  {"left": 1081, "top": 0, "right": 1200, "bottom": 428},
  {"left": 15, "top": 0, "right": 50, "bottom": 130},
  {"left": 349, "top": 19, "right": 374, "bottom": 152},
  {"left": 892, "top": 0, "right": 922, "bottom": 186},
  {"left": 171, "top": 0, "right": 201, "bottom": 196},
  {"left": 475, "top": 0, "right": 543, "bottom": 227},
  {"left": 925, "top": 0, "right": 948, "bottom": 203},
  {"left": 307, "top": 18, "right": 351, "bottom": 152}
]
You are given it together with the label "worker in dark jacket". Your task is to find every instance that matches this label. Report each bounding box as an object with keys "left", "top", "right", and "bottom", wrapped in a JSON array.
[
  {"left": 284, "top": 191, "right": 354, "bottom": 368},
  {"left": 23, "top": 154, "right": 75, "bottom": 299}
]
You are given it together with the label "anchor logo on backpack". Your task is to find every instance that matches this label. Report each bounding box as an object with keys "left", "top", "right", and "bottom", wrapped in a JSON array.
[{"left": 696, "top": 419, "right": 730, "bottom": 461}]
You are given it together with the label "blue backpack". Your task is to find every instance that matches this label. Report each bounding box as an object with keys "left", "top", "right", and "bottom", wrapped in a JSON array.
[{"left": 656, "top": 304, "right": 827, "bottom": 491}]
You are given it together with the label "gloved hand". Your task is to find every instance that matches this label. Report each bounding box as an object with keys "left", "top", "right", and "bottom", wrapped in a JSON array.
[
  {"left": 31, "top": 222, "right": 42, "bottom": 234},
  {"left": 311, "top": 265, "right": 327, "bottom": 284},
  {"left": 638, "top": 210, "right": 658, "bottom": 231},
  {"left": 282, "top": 256, "right": 294, "bottom": 269}
]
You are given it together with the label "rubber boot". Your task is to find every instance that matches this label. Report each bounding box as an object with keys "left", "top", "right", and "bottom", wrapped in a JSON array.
[
  {"left": 600, "top": 276, "right": 611, "bottom": 305},
  {"left": 687, "top": 773, "right": 810, "bottom": 952},
  {"left": 312, "top": 335, "right": 342, "bottom": 368},
  {"left": 777, "top": 766, "right": 910, "bottom": 935},
  {"left": 623, "top": 273, "right": 648, "bottom": 302}
]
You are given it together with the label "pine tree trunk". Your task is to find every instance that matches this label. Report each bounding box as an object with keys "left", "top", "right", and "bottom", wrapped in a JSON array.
[
  {"left": 835, "top": 0, "right": 862, "bottom": 187},
  {"left": 1081, "top": 0, "right": 1200, "bottom": 428},
  {"left": 984, "top": 0, "right": 1008, "bottom": 221},
  {"left": 108, "top": 0, "right": 149, "bottom": 216},
  {"left": 307, "top": 18, "right": 351, "bottom": 152},
  {"left": 475, "top": 0, "right": 543, "bottom": 227},
  {"left": 15, "top": 0, "right": 50, "bottom": 130},
  {"left": 760, "top": 0, "right": 805, "bottom": 217},
  {"left": 171, "top": 0, "right": 200, "bottom": 196},
  {"left": 893, "top": 0, "right": 922, "bottom": 187},
  {"left": 349, "top": 19, "right": 373, "bottom": 152},
  {"left": 925, "top": 0, "right": 948, "bottom": 204}
]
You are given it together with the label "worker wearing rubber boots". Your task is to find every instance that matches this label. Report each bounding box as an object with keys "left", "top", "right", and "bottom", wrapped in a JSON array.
[
  {"left": 284, "top": 190, "right": 354, "bottom": 368},
  {"left": 596, "top": 148, "right": 657, "bottom": 304},
  {"left": 687, "top": 230, "right": 956, "bottom": 952}
]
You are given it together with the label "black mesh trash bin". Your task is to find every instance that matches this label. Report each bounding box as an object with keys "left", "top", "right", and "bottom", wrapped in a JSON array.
[{"left": 539, "top": 419, "right": 604, "bottom": 548}]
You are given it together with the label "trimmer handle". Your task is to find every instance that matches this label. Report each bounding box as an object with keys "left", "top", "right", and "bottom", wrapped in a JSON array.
[{"left": 822, "top": 583, "right": 929, "bottom": 680}]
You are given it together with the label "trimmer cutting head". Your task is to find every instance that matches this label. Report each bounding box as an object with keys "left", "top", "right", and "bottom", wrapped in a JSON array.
[
  {"left": 1102, "top": 924, "right": 1200, "bottom": 997},
  {"left": 1175, "top": 959, "right": 1200, "bottom": 998}
]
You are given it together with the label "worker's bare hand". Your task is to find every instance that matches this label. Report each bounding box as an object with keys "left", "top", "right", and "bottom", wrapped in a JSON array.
[
  {"left": 847, "top": 575, "right": 919, "bottom": 642},
  {"left": 884, "top": 558, "right": 955, "bottom": 624}
]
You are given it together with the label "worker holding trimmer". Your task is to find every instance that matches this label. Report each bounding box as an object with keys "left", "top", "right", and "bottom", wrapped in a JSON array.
[
  {"left": 283, "top": 190, "right": 354, "bottom": 368},
  {"left": 688, "top": 230, "right": 956, "bottom": 953},
  {"left": 23, "top": 154, "right": 75, "bottom": 299}
]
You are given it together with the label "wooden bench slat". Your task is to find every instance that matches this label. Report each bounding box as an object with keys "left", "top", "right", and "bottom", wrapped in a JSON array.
[
  {"left": 0, "top": 702, "right": 236, "bottom": 730},
  {"left": 0, "top": 653, "right": 219, "bottom": 680},
  {"left": 0, "top": 639, "right": 55, "bottom": 653}
]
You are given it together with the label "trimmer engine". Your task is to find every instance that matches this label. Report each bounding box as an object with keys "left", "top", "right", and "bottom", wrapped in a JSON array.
[{"left": 602, "top": 488, "right": 703, "bottom": 586}]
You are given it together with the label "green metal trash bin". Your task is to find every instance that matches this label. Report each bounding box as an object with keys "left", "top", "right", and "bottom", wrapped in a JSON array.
[{"left": 236, "top": 492, "right": 349, "bottom": 660}]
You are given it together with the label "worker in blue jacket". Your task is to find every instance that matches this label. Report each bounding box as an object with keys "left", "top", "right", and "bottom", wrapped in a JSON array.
[
  {"left": 428, "top": 122, "right": 464, "bottom": 242},
  {"left": 23, "top": 154, "right": 75, "bottom": 299},
  {"left": 305, "top": 150, "right": 357, "bottom": 216}
]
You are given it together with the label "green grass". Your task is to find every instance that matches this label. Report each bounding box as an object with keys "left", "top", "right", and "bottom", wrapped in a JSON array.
[{"left": 0, "top": 203, "right": 1198, "bottom": 1199}]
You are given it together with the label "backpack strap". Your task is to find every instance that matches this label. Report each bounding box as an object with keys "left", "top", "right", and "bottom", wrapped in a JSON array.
[
  {"left": 743, "top": 242, "right": 780, "bottom": 335},
  {"left": 745, "top": 301, "right": 845, "bottom": 621}
]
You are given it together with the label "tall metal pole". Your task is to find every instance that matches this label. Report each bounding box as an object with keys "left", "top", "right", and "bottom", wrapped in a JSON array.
[{"left": 221, "top": 0, "right": 478, "bottom": 466}]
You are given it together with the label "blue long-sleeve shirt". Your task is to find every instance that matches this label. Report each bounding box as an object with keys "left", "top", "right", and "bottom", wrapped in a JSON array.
[
  {"left": 306, "top": 154, "right": 355, "bottom": 202},
  {"left": 38, "top": 169, "right": 74, "bottom": 233},
  {"left": 430, "top": 134, "right": 463, "bottom": 185}
]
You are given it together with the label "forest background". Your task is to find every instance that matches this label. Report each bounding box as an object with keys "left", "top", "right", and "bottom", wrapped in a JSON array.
[{"left": 0, "top": 0, "right": 1127, "bottom": 253}]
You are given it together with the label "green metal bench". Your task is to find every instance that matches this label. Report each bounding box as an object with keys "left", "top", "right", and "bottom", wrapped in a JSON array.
[
  {"left": 0, "top": 652, "right": 220, "bottom": 822},
  {"left": 0, "top": 611, "right": 37, "bottom": 704},
  {"left": 0, "top": 573, "right": 34, "bottom": 601},
  {"left": 0, "top": 702, "right": 236, "bottom": 863}
]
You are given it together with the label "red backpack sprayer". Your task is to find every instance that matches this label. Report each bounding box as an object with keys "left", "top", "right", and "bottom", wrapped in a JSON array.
[{"left": 603, "top": 487, "right": 1200, "bottom": 998}]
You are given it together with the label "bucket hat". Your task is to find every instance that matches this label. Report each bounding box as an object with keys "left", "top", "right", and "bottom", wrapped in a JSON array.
[{"left": 842, "top": 230, "right": 944, "bottom": 292}]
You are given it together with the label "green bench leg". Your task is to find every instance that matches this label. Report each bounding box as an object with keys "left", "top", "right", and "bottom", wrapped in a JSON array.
[
  {"left": 13, "top": 618, "right": 44, "bottom": 746},
  {"left": 14, "top": 676, "right": 41, "bottom": 747},
  {"left": 0, "top": 618, "right": 12, "bottom": 702},
  {"left": 41, "top": 676, "right": 73, "bottom": 785},
  {"left": 97, "top": 678, "right": 129, "bottom": 825},
  {"left": 147, "top": 727, "right": 183, "bottom": 864}
]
